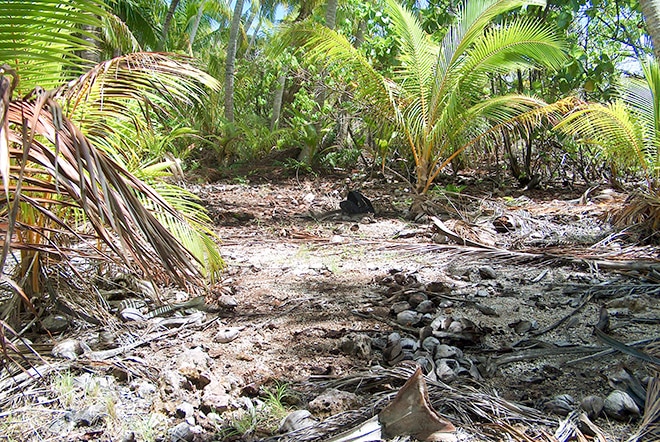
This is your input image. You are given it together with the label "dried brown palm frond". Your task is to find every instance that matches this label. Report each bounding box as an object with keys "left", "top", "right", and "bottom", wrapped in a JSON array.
[
  {"left": 410, "top": 189, "right": 615, "bottom": 251},
  {"left": 2, "top": 50, "right": 223, "bottom": 337},
  {"left": 380, "top": 240, "right": 660, "bottom": 278},
  {"left": 0, "top": 362, "right": 61, "bottom": 410},
  {"left": 0, "top": 282, "right": 45, "bottom": 396},
  {"left": 553, "top": 410, "right": 607, "bottom": 442},
  {"left": 0, "top": 318, "right": 44, "bottom": 376},
  {"left": 593, "top": 327, "right": 660, "bottom": 367},
  {"left": 611, "top": 190, "right": 660, "bottom": 244},
  {"left": 627, "top": 341, "right": 660, "bottom": 442},
  {"left": 626, "top": 375, "right": 660, "bottom": 442},
  {"left": 1, "top": 96, "right": 203, "bottom": 290},
  {"left": 54, "top": 52, "right": 225, "bottom": 281}
]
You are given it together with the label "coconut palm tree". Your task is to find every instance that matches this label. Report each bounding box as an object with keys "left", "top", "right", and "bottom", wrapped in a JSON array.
[
  {"left": 161, "top": 0, "right": 183, "bottom": 50},
  {"left": 639, "top": 0, "right": 660, "bottom": 61},
  {"left": 556, "top": 58, "right": 660, "bottom": 188},
  {"left": 1, "top": 0, "right": 224, "bottom": 322},
  {"left": 284, "top": 0, "right": 569, "bottom": 193},
  {"left": 555, "top": 57, "right": 660, "bottom": 240},
  {"left": 225, "top": 0, "right": 247, "bottom": 122},
  {"left": 187, "top": 0, "right": 232, "bottom": 54}
]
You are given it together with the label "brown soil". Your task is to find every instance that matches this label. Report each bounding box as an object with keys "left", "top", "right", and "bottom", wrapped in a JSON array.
[{"left": 2, "top": 173, "right": 658, "bottom": 442}]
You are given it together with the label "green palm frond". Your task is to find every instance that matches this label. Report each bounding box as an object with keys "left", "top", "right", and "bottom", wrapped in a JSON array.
[
  {"left": 387, "top": 0, "right": 437, "bottom": 98},
  {"left": 556, "top": 101, "right": 648, "bottom": 170},
  {"left": 555, "top": 57, "right": 660, "bottom": 188},
  {"left": 113, "top": 0, "right": 162, "bottom": 50},
  {"left": 62, "top": 52, "right": 221, "bottom": 129},
  {"left": 453, "top": 0, "right": 546, "bottom": 64},
  {"left": 183, "top": 0, "right": 233, "bottom": 51},
  {"left": 282, "top": 0, "right": 565, "bottom": 193},
  {"left": 0, "top": 0, "right": 107, "bottom": 93},
  {"left": 463, "top": 18, "right": 565, "bottom": 77},
  {"left": 624, "top": 78, "right": 655, "bottom": 128},
  {"left": 634, "top": 60, "right": 660, "bottom": 169},
  {"left": 101, "top": 12, "right": 143, "bottom": 55},
  {"left": 462, "top": 94, "right": 568, "bottom": 129},
  {"left": 140, "top": 182, "right": 225, "bottom": 281},
  {"left": 424, "top": 96, "right": 578, "bottom": 190},
  {"left": 641, "top": 57, "right": 660, "bottom": 127},
  {"left": 384, "top": 0, "right": 439, "bottom": 144},
  {"left": 438, "top": 15, "right": 565, "bottom": 125}
]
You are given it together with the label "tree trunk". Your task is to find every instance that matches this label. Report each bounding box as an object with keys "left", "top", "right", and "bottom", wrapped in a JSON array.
[
  {"left": 297, "top": 0, "right": 338, "bottom": 164},
  {"left": 159, "top": 0, "right": 181, "bottom": 51},
  {"left": 225, "top": 0, "right": 245, "bottom": 123},
  {"left": 188, "top": 3, "right": 205, "bottom": 55},
  {"left": 416, "top": 161, "right": 429, "bottom": 194},
  {"left": 337, "top": 19, "right": 367, "bottom": 150},
  {"left": 354, "top": 19, "right": 366, "bottom": 48},
  {"left": 271, "top": 73, "right": 286, "bottom": 131},
  {"left": 325, "top": 0, "right": 337, "bottom": 30},
  {"left": 640, "top": 0, "right": 660, "bottom": 60},
  {"left": 245, "top": 15, "right": 263, "bottom": 56},
  {"left": 78, "top": 24, "right": 100, "bottom": 65}
]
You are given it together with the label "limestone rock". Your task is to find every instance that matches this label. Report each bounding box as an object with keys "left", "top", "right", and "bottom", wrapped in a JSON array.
[
  {"left": 308, "top": 389, "right": 361, "bottom": 415},
  {"left": 339, "top": 333, "right": 372, "bottom": 359},
  {"left": 177, "top": 347, "right": 212, "bottom": 389}
]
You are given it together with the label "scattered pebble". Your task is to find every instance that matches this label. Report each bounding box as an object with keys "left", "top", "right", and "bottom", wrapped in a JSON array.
[
  {"left": 396, "top": 310, "right": 422, "bottom": 326},
  {"left": 169, "top": 422, "right": 193, "bottom": 442},
  {"left": 279, "top": 410, "right": 316, "bottom": 433},
  {"left": 580, "top": 395, "right": 604, "bottom": 420},
  {"left": 479, "top": 266, "right": 497, "bottom": 279},
  {"left": 544, "top": 394, "right": 575, "bottom": 416},
  {"left": 308, "top": 389, "right": 360, "bottom": 415},
  {"left": 41, "top": 314, "right": 70, "bottom": 333},
  {"left": 339, "top": 333, "right": 372, "bottom": 358},
  {"left": 214, "top": 327, "right": 241, "bottom": 343}
]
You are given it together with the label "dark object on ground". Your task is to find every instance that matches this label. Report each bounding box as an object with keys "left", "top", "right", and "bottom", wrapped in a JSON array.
[
  {"left": 520, "top": 174, "right": 541, "bottom": 191},
  {"left": 340, "top": 190, "right": 375, "bottom": 215}
]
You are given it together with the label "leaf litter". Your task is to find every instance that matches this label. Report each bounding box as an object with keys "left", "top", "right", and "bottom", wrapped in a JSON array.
[{"left": 0, "top": 174, "right": 658, "bottom": 441}]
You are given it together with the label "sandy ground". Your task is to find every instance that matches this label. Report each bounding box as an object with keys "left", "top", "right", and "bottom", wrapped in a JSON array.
[{"left": 2, "top": 175, "right": 658, "bottom": 441}]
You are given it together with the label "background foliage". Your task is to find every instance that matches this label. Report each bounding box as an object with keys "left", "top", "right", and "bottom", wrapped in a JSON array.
[{"left": 1, "top": 0, "right": 658, "bottom": 299}]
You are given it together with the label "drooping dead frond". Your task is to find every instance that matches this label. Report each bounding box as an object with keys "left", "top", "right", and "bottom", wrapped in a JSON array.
[
  {"left": 2, "top": 98, "right": 203, "bottom": 286},
  {"left": 52, "top": 53, "right": 225, "bottom": 281},
  {"left": 631, "top": 378, "right": 660, "bottom": 440},
  {"left": 611, "top": 190, "right": 660, "bottom": 244}
]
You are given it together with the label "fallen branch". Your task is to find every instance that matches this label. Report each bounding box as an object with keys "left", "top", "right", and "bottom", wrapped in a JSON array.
[
  {"left": 566, "top": 337, "right": 660, "bottom": 365},
  {"left": 492, "top": 345, "right": 606, "bottom": 367},
  {"left": 531, "top": 290, "right": 595, "bottom": 337},
  {"left": 84, "top": 316, "right": 214, "bottom": 361},
  {"left": 593, "top": 327, "right": 660, "bottom": 367}
]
